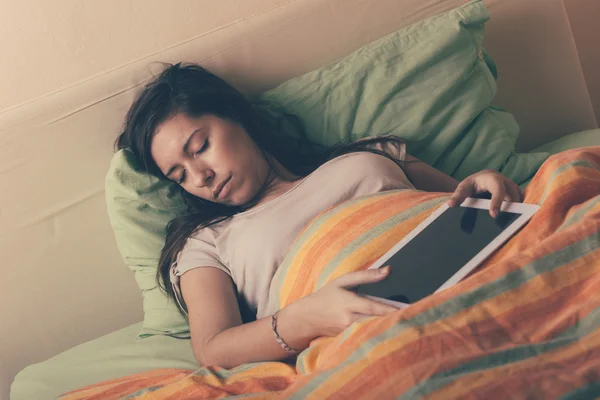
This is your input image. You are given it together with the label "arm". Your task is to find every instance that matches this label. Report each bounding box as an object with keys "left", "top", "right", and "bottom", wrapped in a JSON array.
[
  {"left": 181, "top": 266, "right": 396, "bottom": 368},
  {"left": 366, "top": 140, "right": 458, "bottom": 192},
  {"left": 366, "top": 139, "right": 521, "bottom": 214},
  {"left": 181, "top": 267, "right": 313, "bottom": 368},
  {"left": 403, "top": 154, "right": 523, "bottom": 216}
]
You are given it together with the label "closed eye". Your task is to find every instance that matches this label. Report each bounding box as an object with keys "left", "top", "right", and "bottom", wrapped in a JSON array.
[
  {"left": 195, "top": 140, "right": 209, "bottom": 157},
  {"left": 178, "top": 139, "right": 208, "bottom": 184},
  {"left": 178, "top": 170, "right": 186, "bottom": 185}
]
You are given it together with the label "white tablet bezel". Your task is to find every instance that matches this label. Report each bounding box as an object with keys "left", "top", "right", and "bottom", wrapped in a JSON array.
[{"left": 362, "top": 198, "right": 539, "bottom": 308}]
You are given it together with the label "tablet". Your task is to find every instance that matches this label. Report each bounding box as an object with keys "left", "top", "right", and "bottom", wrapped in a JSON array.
[{"left": 355, "top": 198, "right": 539, "bottom": 308}]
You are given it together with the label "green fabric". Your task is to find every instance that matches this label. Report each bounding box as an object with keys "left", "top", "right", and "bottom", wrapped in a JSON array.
[
  {"left": 105, "top": 0, "right": 549, "bottom": 338},
  {"left": 255, "top": 0, "right": 548, "bottom": 184},
  {"left": 105, "top": 150, "right": 190, "bottom": 337},
  {"left": 531, "top": 129, "right": 600, "bottom": 155},
  {"left": 9, "top": 322, "right": 197, "bottom": 400}
]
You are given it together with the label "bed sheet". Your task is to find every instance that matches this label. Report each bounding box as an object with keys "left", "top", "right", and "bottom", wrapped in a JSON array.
[{"left": 10, "top": 323, "right": 196, "bottom": 400}]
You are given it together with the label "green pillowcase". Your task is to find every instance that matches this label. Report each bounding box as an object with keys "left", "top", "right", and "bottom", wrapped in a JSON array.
[
  {"left": 106, "top": 0, "right": 548, "bottom": 337},
  {"left": 531, "top": 129, "right": 600, "bottom": 155},
  {"left": 106, "top": 150, "right": 189, "bottom": 337}
]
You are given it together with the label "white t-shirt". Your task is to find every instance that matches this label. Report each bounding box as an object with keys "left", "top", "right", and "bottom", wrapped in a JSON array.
[{"left": 172, "top": 150, "right": 414, "bottom": 318}]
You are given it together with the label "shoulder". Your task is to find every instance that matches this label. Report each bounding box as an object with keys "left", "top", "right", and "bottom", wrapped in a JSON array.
[{"left": 187, "top": 218, "right": 230, "bottom": 241}]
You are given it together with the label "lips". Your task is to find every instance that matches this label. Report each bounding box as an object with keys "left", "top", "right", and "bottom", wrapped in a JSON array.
[{"left": 213, "top": 175, "right": 231, "bottom": 200}]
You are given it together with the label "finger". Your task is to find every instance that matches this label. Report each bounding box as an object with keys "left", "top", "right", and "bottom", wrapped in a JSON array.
[
  {"left": 487, "top": 180, "right": 506, "bottom": 218},
  {"left": 333, "top": 266, "right": 390, "bottom": 288},
  {"left": 352, "top": 297, "right": 398, "bottom": 316},
  {"left": 447, "top": 181, "right": 473, "bottom": 207}
]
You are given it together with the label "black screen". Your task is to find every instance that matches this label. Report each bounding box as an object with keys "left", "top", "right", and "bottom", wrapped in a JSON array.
[{"left": 355, "top": 207, "right": 520, "bottom": 304}]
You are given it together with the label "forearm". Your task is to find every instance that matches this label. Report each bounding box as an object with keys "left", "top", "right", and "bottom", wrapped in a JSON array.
[
  {"left": 197, "top": 302, "right": 313, "bottom": 368},
  {"left": 403, "top": 154, "right": 459, "bottom": 193}
]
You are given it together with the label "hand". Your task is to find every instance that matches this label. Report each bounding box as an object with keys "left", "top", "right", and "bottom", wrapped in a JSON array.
[
  {"left": 447, "top": 170, "right": 523, "bottom": 218},
  {"left": 295, "top": 266, "right": 398, "bottom": 338}
]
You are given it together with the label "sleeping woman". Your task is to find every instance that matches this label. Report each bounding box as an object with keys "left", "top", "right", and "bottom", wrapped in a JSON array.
[{"left": 116, "top": 63, "right": 523, "bottom": 369}]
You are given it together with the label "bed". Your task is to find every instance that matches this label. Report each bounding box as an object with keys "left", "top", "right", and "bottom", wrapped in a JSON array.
[{"left": 16, "top": 144, "right": 600, "bottom": 399}]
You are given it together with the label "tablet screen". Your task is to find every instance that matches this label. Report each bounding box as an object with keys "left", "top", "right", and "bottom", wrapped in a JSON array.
[{"left": 355, "top": 206, "right": 520, "bottom": 304}]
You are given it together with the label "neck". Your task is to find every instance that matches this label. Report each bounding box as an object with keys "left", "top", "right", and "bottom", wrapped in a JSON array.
[{"left": 254, "top": 156, "right": 301, "bottom": 205}]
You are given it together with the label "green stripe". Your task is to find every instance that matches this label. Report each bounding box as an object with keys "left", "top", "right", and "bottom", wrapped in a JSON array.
[
  {"left": 225, "top": 392, "right": 279, "bottom": 399},
  {"left": 315, "top": 197, "right": 448, "bottom": 289},
  {"left": 558, "top": 195, "right": 600, "bottom": 232},
  {"left": 540, "top": 160, "right": 599, "bottom": 204},
  {"left": 121, "top": 385, "right": 162, "bottom": 399},
  {"left": 559, "top": 382, "right": 600, "bottom": 400},
  {"left": 290, "top": 229, "right": 599, "bottom": 399},
  {"left": 192, "top": 362, "right": 266, "bottom": 378},
  {"left": 398, "top": 305, "right": 600, "bottom": 399}
]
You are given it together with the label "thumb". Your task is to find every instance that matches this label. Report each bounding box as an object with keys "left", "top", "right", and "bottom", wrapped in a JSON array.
[{"left": 333, "top": 266, "right": 390, "bottom": 289}]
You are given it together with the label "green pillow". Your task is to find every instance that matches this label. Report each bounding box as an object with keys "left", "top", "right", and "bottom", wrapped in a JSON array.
[
  {"left": 106, "top": 150, "right": 189, "bottom": 337},
  {"left": 106, "top": 0, "right": 548, "bottom": 337},
  {"left": 255, "top": 0, "right": 548, "bottom": 184}
]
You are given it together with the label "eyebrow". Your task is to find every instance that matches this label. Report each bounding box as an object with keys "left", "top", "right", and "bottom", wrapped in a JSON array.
[{"left": 164, "top": 129, "right": 201, "bottom": 178}]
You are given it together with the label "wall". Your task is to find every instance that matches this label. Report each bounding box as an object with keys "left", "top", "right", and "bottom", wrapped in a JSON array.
[
  {"left": 0, "top": 0, "right": 291, "bottom": 113},
  {"left": 563, "top": 0, "right": 600, "bottom": 125},
  {"left": 1, "top": 0, "right": 598, "bottom": 121}
]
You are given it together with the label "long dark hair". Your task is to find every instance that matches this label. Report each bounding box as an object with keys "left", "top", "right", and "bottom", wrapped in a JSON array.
[{"left": 116, "top": 62, "right": 407, "bottom": 318}]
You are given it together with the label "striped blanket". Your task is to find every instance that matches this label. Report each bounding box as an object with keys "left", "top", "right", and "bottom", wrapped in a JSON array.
[{"left": 61, "top": 147, "right": 600, "bottom": 399}]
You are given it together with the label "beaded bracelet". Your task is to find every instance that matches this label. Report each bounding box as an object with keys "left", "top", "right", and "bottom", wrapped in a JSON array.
[{"left": 271, "top": 311, "right": 300, "bottom": 353}]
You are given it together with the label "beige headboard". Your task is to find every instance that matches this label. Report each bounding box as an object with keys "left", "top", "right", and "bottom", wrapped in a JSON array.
[{"left": 1, "top": 0, "right": 598, "bottom": 397}]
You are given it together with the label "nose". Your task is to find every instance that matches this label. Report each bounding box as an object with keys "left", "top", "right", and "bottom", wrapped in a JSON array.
[{"left": 189, "top": 167, "right": 213, "bottom": 188}]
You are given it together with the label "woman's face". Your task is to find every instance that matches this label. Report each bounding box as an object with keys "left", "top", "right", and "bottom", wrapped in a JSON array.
[{"left": 151, "top": 113, "right": 271, "bottom": 206}]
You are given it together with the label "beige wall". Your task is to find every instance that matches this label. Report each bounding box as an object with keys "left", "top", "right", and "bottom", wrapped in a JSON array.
[
  {"left": 564, "top": 0, "right": 600, "bottom": 125},
  {"left": 1, "top": 0, "right": 599, "bottom": 121},
  {"left": 2, "top": 0, "right": 599, "bottom": 119},
  {"left": 0, "top": 0, "right": 290, "bottom": 113}
]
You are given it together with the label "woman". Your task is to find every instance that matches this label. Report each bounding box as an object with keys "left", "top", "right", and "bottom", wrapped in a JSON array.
[{"left": 117, "top": 63, "right": 522, "bottom": 369}]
